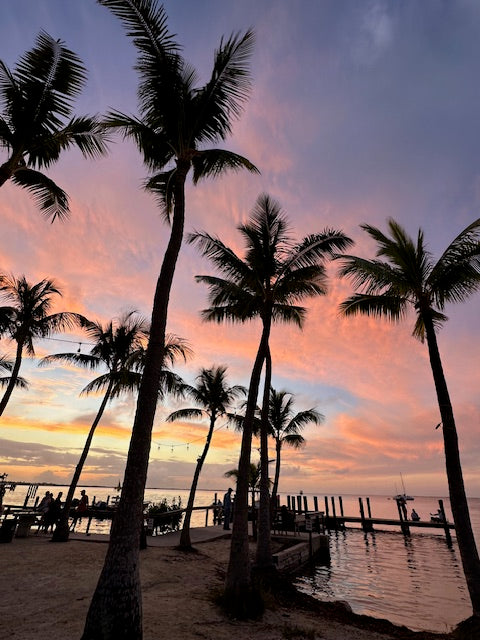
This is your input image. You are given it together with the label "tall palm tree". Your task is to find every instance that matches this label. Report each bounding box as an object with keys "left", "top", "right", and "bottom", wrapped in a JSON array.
[
  {"left": 338, "top": 217, "right": 480, "bottom": 617},
  {"left": 0, "top": 274, "right": 86, "bottom": 416},
  {"left": 0, "top": 31, "right": 108, "bottom": 220},
  {"left": 83, "top": 3, "right": 257, "bottom": 637},
  {"left": 189, "top": 193, "right": 352, "bottom": 612},
  {"left": 166, "top": 365, "right": 245, "bottom": 549},
  {"left": 39, "top": 311, "right": 150, "bottom": 542},
  {"left": 267, "top": 388, "right": 323, "bottom": 506},
  {"left": 43, "top": 311, "right": 190, "bottom": 542}
]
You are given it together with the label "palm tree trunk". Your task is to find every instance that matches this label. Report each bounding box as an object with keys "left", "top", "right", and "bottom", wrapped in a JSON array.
[
  {"left": 52, "top": 382, "right": 114, "bottom": 542},
  {"left": 0, "top": 338, "right": 23, "bottom": 416},
  {"left": 255, "top": 346, "right": 273, "bottom": 570},
  {"left": 224, "top": 316, "right": 271, "bottom": 615},
  {"left": 271, "top": 441, "right": 282, "bottom": 507},
  {"left": 424, "top": 315, "right": 480, "bottom": 616},
  {"left": 82, "top": 165, "right": 189, "bottom": 640},
  {"left": 180, "top": 413, "right": 216, "bottom": 548}
]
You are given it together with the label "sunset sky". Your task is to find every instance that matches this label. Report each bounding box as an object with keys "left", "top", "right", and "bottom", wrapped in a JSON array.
[{"left": 1, "top": 0, "right": 480, "bottom": 498}]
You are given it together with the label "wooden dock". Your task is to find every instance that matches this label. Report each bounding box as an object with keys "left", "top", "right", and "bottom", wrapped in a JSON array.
[{"left": 283, "top": 494, "right": 455, "bottom": 544}]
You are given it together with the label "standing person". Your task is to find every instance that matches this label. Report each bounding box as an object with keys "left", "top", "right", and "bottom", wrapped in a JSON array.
[
  {"left": 223, "top": 488, "right": 233, "bottom": 530},
  {"left": 45, "top": 492, "right": 63, "bottom": 532},
  {"left": 70, "top": 489, "right": 89, "bottom": 532}
]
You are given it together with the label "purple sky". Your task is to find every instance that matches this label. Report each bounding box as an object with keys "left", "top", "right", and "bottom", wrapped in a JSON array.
[{"left": 1, "top": 0, "right": 480, "bottom": 497}]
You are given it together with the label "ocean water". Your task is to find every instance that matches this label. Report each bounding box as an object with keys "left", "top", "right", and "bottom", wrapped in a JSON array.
[
  {"left": 5, "top": 485, "right": 477, "bottom": 633},
  {"left": 293, "top": 494, "right": 479, "bottom": 634}
]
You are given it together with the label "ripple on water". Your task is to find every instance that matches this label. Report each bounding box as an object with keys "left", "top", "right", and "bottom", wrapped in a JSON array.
[{"left": 295, "top": 529, "right": 472, "bottom": 633}]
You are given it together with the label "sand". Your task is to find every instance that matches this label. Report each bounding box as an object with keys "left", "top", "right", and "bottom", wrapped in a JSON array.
[{"left": 0, "top": 533, "right": 448, "bottom": 640}]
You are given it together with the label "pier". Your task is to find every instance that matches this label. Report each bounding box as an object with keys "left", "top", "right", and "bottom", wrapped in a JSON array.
[{"left": 283, "top": 494, "right": 455, "bottom": 544}]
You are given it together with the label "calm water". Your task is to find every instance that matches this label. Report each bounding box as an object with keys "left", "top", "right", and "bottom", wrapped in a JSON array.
[
  {"left": 6, "top": 486, "right": 478, "bottom": 633},
  {"left": 294, "top": 494, "right": 480, "bottom": 634}
]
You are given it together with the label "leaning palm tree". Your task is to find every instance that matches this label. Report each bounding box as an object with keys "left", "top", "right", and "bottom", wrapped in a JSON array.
[
  {"left": 39, "top": 311, "right": 151, "bottom": 542},
  {"left": 166, "top": 365, "right": 245, "bottom": 549},
  {"left": 83, "top": 3, "right": 257, "bottom": 637},
  {"left": 0, "top": 274, "right": 86, "bottom": 416},
  {"left": 0, "top": 31, "right": 108, "bottom": 220},
  {"left": 267, "top": 387, "right": 323, "bottom": 507},
  {"left": 338, "top": 217, "right": 480, "bottom": 617},
  {"left": 189, "top": 193, "right": 352, "bottom": 612}
]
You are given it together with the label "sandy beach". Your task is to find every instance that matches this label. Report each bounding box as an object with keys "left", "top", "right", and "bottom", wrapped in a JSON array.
[{"left": 0, "top": 532, "right": 453, "bottom": 640}]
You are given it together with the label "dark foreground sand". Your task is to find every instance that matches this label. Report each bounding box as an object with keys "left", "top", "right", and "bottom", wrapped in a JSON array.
[{"left": 0, "top": 534, "right": 461, "bottom": 639}]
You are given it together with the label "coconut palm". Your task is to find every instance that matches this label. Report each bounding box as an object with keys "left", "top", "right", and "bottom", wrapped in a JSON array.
[
  {"left": 166, "top": 365, "right": 246, "bottom": 549},
  {"left": 0, "top": 31, "right": 108, "bottom": 220},
  {"left": 189, "top": 193, "right": 352, "bottom": 612},
  {"left": 338, "top": 217, "right": 480, "bottom": 616},
  {"left": 41, "top": 315, "right": 190, "bottom": 542},
  {"left": 0, "top": 274, "right": 86, "bottom": 416},
  {"left": 267, "top": 388, "right": 323, "bottom": 507},
  {"left": 83, "top": 3, "right": 257, "bottom": 637}
]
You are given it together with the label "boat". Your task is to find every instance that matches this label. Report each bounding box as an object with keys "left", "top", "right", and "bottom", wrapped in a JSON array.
[
  {"left": 115, "top": 481, "right": 122, "bottom": 492},
  {"left": 393, "top": 473, "right": 414, "bottom": 501}
]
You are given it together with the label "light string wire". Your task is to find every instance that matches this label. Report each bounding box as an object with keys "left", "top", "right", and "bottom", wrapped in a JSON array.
[{"left": 153, "top": 420, "right": 235, "bottom": 454}]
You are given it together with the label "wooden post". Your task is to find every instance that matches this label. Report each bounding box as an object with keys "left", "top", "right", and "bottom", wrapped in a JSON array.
[
  {"left": 287, "top": 495, "right": 291, "bottom": 510},
  {"left": 395, "top": 498, "right": 410, "bottom": 535},
  {"left": 297, "top": 495, "right": 302, "bottom": 513},
  {"left": 205, "top": 508, "right": 209, "bottom": 527},
  {"left": 339, "top": 496, "right": 344, "bottom": 517},
  {"left": 359, "top": 497, "right": 365, "bottom": 530},
  {"left": 366, "top": 497, "right": 372, "bottom": 518},
  {"left": 331, "top": 496, "right": 337, "bottom": 530},
  {"left": 313, "top": 496, "right": 318, "bottom": 512},
  {"left": 438, "top": 499, "right": 452, "bottom": 546},
  {"left": 303, "top": 496, "right": 309, "bottom": 513},
  {"left": 324, "top": 496, "right": 329, "bottom": 518}
]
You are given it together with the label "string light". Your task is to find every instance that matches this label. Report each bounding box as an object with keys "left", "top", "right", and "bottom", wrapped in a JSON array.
[{"left": 153, "top": 420, "right": 232, "bottom": 454}]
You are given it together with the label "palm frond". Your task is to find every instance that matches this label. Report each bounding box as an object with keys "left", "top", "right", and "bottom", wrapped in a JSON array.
[
  {"left": 15, "top": 31, "right": 87, "bottom": 121},
  {"left": 11, "top": 168, "right": 69, "bottom": 221},
  {"left": 39, "top": 352, "right": 100, "bottom": 370},
  {"left": 191, "top": 148, "right": 259, "bottom": 184},
  {"left": 166, "top": 407, "right": 204, "bottom": 422},
  {"left": 339, "top": 293, "right": 407, "bottom": 322},
  {"left": 191, "top": 29, "right": 254, "bottom": 143}
]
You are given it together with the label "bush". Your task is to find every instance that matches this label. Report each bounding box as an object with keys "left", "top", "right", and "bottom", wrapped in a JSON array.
[{"left": 145, "top": 497, "right": 183, "bottom": 535}]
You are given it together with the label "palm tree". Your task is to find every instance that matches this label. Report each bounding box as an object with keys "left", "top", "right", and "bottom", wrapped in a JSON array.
[
  {"left": 39, "top": 311, "right": 149, "bottom": 542},
  {"left": 0, "top": 31, "right": 108, "bottom": 220},
  {"left": 0, "top": 274, "right": 86, "bottom": 416},
  {"left": 338, "top": 217, "right": 480, "bottom": 617},
  {"left": 166, "top": 365, "right": 245, "bottom": 549},
  {"left": 189, "top": 193, "right": 352, "bottom": 612},
  {"left": 83, "top": 3, "right": 257, "bottom": 637},
  {"left": 224, "top": 460, "right": 262, "bottom": 509},
  {"left": 267, "top": 388, "right": 323, "bottom": 507}
]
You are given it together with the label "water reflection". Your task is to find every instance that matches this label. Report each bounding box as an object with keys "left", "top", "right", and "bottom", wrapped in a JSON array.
[{"left": 295, "top": 528, "right": 471, "bottom": 633}]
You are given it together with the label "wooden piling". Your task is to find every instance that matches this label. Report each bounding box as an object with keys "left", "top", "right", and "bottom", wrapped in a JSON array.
[
  {"left": 297, "top": 495, "right": 302, "bottom": 512},
  {"left": 366, "top": 497, "right": 372, "bottom": 518},
  {"left": 359, "top": 497, "right": 373, "bottom": 532},
  {"left": 395, "top": 498, "right": 410, "bottom": 535},
  {"left": 339, "top": 496, "right": 344, "bottom": 517},
  {"left": 303, "top": 495, "right": 309, "bottom": 512},
  {"left": 438, "top": 499, "right": 452, "bottom": 545},
  {"left": 313, "top": 496, "right": 319, "bottom": 512}
]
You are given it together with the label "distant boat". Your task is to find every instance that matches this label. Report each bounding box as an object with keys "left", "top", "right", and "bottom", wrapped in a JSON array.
[
  {"left": 115, "top": 481, "right": 122, "bottom": 492},
  {"left": 393, "top": 473, "right": 414, "bottom": 501}
]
